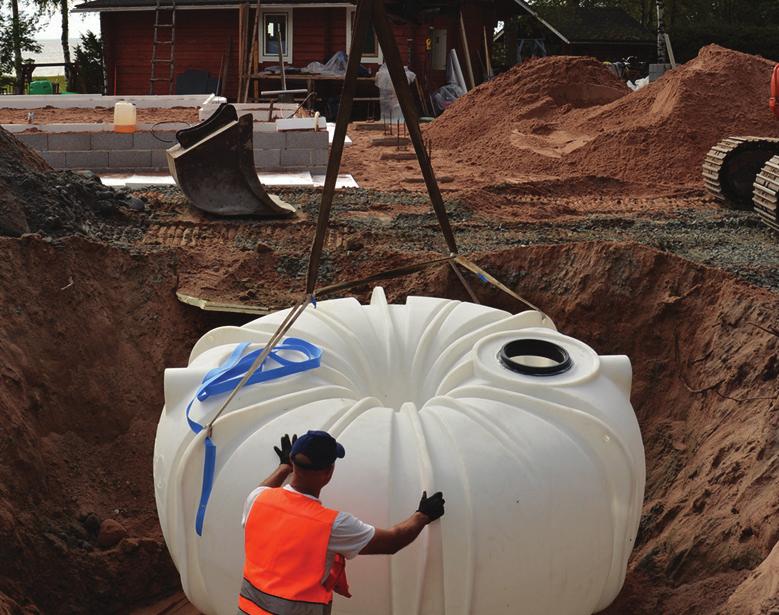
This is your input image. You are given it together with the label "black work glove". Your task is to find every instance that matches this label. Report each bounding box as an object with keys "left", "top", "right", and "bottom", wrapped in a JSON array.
[
  {"left": 274, "top": 434, "right": 297, "bottom": 466},
  {"left": 417, "top": 491, "right": 445, "bottom": 522}
]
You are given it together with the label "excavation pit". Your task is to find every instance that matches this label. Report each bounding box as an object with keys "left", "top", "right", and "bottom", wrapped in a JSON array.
[{"left": 0, "top": 236, "right": 775, "bottom": 615}]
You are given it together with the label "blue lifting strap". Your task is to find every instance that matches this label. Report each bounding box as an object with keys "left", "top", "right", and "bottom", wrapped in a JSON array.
[{"left": 185, "top": 337, "right": 322, "bottom": 535}]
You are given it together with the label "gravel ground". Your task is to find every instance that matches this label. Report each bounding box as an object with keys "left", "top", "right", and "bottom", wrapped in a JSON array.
[
  {"left": 270, "top": 188, "right": 779, "bottom": 292},
  {"left": 37, "top": 182, "right": 776, "bottom": 295}
]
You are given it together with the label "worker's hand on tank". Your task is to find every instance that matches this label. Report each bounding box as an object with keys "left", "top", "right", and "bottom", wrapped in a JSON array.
[
  {"left": 417, "top": 491, "right": 445, "bottom": 522},
  {"left": 274, "top": 433, "right": 298, "bottom": 466}
]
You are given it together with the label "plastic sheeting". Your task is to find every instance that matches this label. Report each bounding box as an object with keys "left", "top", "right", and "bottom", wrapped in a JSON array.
[
  {"left": 304, "top": 51, "right": 349, "bottom": 77},
  {"left": 432, "top": 83, "right": 466, "bottom": 115},
  {"left": 431, "top": 50, "right": 467, "bottom": 115},
  {"left": 375, "top": 63, "right": 416, "bottom": 123},
  {"left": 155, "top": 288, "right": 646, "bottom": 615}
]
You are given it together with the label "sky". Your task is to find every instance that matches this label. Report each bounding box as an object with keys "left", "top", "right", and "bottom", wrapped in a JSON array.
[{"left": 38, "top": 9, "right": 101, "bottom": 39}]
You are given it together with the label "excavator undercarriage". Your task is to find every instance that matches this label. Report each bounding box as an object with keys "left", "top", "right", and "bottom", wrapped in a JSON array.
[
  {"left": 754, "top": 155, "right": 779, "bottom": 232},
  {"left": 702, "top": 66, "right": 779, "bottom": 234}
]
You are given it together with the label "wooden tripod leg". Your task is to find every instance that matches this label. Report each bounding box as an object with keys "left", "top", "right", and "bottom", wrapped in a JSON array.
[
  {"left": 305, "top": 0, "right": 373, "bottom": 294},
  {"left": 372, "top": 0, "right": 458, "bottom": 255}
]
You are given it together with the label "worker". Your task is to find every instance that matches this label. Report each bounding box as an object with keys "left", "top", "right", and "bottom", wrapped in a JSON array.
[{"left": 238, "top": 430, "right": 445, "bottom": 615}]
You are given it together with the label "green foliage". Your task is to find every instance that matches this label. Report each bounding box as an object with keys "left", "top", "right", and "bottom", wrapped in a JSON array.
[
  {"left": 70, "top": 31, "right": 104, "bottom": 93},
  {"left": 525, "top": 0, "right": 779, "bottom": 61},
  {"left": 0, "top": 3, "right": 41, "bottom": 75},
  {"left": 669, "top": 21, "right": 779, "bottom": 63}
]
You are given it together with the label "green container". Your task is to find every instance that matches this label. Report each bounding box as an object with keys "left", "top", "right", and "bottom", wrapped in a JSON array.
[{"left": 29, "top": 80, "right": 54, "bottom": 95}]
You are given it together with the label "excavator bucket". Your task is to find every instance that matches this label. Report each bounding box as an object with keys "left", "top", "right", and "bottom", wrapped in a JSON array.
[{"left": 166, "top": 103, "right": 296, "bottom": 217}]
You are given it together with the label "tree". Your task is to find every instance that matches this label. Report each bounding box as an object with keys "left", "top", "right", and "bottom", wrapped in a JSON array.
[
  {"left": 0, "top": 0, "right": 42, "bottom": 93},
  {"left": 71, "top": 31, "right": 104, "bottom": 93},
  {"left": 526, "top": 0, "right": 779, "bottom": 61},
  {"left": 34, "top": 0, "right": 71, "bottom": 80}
]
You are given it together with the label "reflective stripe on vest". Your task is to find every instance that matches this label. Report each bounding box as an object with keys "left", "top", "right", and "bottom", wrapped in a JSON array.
[
  {"left": 239, "top": 579, "right": 332, "bottom": 615},
  {"left": 242, "top": 488, "right": 339, "bottom": 610}
]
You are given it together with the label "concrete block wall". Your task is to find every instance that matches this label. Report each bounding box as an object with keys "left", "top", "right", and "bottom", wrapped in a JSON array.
[{"left": 12, "top": 126, "right": 329, "bottom": 174}]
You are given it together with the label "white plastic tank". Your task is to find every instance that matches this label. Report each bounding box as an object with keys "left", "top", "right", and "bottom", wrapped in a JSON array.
[
  {"left": 155, "top": 288, "right": 645, "bottom": 615},
  {"left": 113, "top": 101, "right": 137, "bottom": 133}
]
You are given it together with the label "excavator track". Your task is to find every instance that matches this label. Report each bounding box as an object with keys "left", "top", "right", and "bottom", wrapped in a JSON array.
[
  {"left": 754, "top": 155, "right": 779, "bottom": 233},
  {"left": 702, "top": 137, "right": 779, "bottom": 209}
]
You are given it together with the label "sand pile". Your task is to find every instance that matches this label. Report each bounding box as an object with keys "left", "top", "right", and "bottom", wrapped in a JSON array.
[
  {"left": 427, "top": 45, "right": 778, "bottom": 191},
  {"left": 426, "top": 55, "right": 628, "bottom": 154},
  {"left": 0, "top": 127, "right": 146, "bottom": 238}
]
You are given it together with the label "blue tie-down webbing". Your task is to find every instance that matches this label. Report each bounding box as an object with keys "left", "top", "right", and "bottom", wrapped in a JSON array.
[{"left": 185, "top": 338, "right": 322, "bottom": 535}]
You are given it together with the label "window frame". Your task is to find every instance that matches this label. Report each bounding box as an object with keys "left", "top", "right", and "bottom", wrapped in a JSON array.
[
  {"left": 260, "top": 8, "right": 293, "bottom": 63},
  {"left": 345, "top": 7, "right": 382, "bottom": 64}
]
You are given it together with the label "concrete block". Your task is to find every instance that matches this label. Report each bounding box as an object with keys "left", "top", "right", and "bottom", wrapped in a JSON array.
[
  {"left": 49, "top": 132, "right": 92, "bottom": 151},
  {"left": 254, "top": 149, "right": 281, "bottom": 169},
  {"left": 109, "top": 149, "right": 152, "bottom": 168},
  {"left": 91, "top": 131, "right": 134, "bottom": 150},
  {"left": 151, "top": 149, "right": 170, "bottom": 169},
  {"left": 253, "top": 122, "right": 278, "bottom": 133},
  {"left": 40, "top": 150, "right": 67, "bottom": 168},
  {"left": 280, "top": 149, "right": 311, "bottom": 168},
  {"left": 253, "top": 131, "right": 285, "bottom": 149},
  {"left": 133, "top": 131, "right": 177, "bottom": 150},
  {"left": 311, "top": 148, "right": 330, "bottom": 167},
  {"left": 15, "top": 132, "right": 48, "bottom": 150},
  {"left": 285, "top": 130, "right": 329, "bottom": 149},
  {"left": 65, "top": 150, "right": 109, "bottom": 169}
]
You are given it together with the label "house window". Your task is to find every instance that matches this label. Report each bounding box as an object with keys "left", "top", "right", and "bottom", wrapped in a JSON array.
[
  {"left": 346, "top": 7, "right": 382, "bottom": 63},
  {"left": 261, "top": 9, "right": 292, "bottom": 63}
]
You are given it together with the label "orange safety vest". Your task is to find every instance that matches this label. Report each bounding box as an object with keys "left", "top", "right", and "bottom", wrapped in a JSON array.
[{"left": 238, "top": 487, "right": 349, "bottom": 615}]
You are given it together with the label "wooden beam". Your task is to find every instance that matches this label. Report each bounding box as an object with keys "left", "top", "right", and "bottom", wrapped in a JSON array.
[
  {"left": 305, "top": 0, "right": 375, "bottom": 293},
  {"left": 459, "top": 10, "right": 475, "bottom": 89},
  {"left": 483, "top": 26, "right": 493, "bottom": 79},
  {"left": 237, "top": 3, "right": 249, "bottom": 98},
  {"left": 510, "top": 0, "right": 570, "bottom": 45},
  {"left": 177, "top": 292, "right": 273, "bottom": 315},
  {"left": 243, "top": 0, "right": 261, "bottom": 102}
]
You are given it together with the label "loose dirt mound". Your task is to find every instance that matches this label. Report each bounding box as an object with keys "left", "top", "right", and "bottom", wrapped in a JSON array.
[
  {"left": 426, "top": 55, "right": 628, "bottom": 151},
  {"left": 426, "top": 45, "right": 778, "bottom": 192},
  {"left": 0, "top": 127, "right": 145, "bottom": 237}
]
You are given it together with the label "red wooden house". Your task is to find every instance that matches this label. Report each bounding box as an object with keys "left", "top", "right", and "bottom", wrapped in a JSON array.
[{"left": 73, "top": 0, "right": 502, "bottom": 105}]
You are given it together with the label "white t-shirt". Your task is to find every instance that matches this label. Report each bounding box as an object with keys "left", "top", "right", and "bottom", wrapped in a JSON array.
[{"left": 242, "top": 484, "right": 376, "bottom": 578}]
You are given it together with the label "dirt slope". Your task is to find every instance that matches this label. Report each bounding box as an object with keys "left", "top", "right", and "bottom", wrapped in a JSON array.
[
  {"left": 0, "top": 237, "right": 244, "bottom": 613},
  {"left": 425, "top": 45, "right": 778, "bottom": 192}
]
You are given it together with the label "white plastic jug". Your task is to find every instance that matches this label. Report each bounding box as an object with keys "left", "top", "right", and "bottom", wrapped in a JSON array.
[
  {"left": 113, "top": 101, "right": 137, "bottom": 133},
  {"left": 155, "top": 288, "right": 645, "bottom": 615}
]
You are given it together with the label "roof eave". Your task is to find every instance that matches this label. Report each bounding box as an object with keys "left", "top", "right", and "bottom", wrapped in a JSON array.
[
  {"left": 73, "top": 1, "right": 354, "bottom": 12},
  {"left": 511, "top": 0, "right": 571, "bottom": 45}
]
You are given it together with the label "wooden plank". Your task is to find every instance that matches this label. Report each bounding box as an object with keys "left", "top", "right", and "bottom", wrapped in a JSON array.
[
  {"left": 237, "top": 3, "right": 249, "bottom": 98},
  {"left": 177, "top": 292, "right": 273, "bottom": 315},
  {"left": 242, "top": 0, "right": 261, "bottom": 102},
  {"left": 483, "top": 26, "right": 493, "bottom": 79},
  {"left": 459, "top": 10, "right": 475, "bottom": 89}
]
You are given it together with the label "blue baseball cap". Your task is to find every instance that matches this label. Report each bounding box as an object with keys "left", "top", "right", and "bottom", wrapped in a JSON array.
[{"left": 290, "top": 430, "right": 346, "bottom": 470}]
